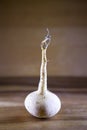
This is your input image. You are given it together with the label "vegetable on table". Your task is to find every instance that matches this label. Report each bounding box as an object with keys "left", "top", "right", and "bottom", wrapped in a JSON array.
[{"left": 24, "top": 29, "right": 61, "bottom": 118}]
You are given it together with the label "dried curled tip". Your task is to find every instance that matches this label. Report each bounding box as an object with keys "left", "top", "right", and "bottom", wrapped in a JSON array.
[{"left": 41, "top": 28, "right": 51, "bottom": 50}]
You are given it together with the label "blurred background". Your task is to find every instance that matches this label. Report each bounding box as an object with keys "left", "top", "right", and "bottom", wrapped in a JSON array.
[
  {"left": 0, "top": 0, "right": 87, "bottom": 77},
  {"left": 0, "top": 1, "right": 87, "bottom": 129}
]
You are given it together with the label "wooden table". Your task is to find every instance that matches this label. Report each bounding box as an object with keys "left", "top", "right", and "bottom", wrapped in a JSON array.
[{"left": 0, "top": 77, "right": 87, "bottom": 130}]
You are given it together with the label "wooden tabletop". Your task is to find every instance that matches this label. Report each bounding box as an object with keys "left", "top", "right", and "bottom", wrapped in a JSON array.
[{"left": 0, "top": 77, "right": 87, "bottom": 130}]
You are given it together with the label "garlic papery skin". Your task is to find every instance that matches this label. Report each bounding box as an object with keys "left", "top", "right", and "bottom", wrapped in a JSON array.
[
  {"left": 24, "top": 29, "right": 61, "bottom": 118},
  {"left": 24, "top": 90, "right": 61, "bottom": 118}
]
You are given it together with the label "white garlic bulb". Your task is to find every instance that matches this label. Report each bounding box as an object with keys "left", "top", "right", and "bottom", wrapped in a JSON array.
[{"left": 24, "top": 29, "right": 61, "bottom": 118}]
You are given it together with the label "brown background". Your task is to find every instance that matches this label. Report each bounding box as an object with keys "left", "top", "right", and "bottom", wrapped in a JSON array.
[
  {"left": 0, "top": 0, "right": 87, "bottom": 77},
  {"left": 0, "top": 1, "right": 87, "bottom": 130}
]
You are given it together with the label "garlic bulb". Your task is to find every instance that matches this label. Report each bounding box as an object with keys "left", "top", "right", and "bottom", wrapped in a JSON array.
[{"left": 24, "top": 29, "right": 61, "bottom": 118}]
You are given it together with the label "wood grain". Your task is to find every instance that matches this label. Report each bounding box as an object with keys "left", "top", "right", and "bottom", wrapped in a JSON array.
[{"left": 0, "top": 77, "right": 87, "bottom": 130}]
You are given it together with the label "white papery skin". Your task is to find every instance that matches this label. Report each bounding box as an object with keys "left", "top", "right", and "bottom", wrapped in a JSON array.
[
  {"left": 24, "top": 90, "right": 61, "bottom": 118},
  {"left": 24, "top": 29, "right": 61, "bottom": 118}
]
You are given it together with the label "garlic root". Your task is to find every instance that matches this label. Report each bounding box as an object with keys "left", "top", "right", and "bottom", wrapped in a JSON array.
[{"left": 24, "top": 29, "right": 61, "bottom": 118}]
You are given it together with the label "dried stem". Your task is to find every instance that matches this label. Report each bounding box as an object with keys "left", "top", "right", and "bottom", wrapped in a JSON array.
[{"left": 38, "top": 29, "right": 51, "bottom": 94}]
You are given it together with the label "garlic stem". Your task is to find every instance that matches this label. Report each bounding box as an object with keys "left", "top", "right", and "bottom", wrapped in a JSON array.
[
  {"left": 38, "top": 49, "right": 47, "bottom": 94},
  {"left": 38, "top": 29, "right": 51, "bottom": 94}
]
